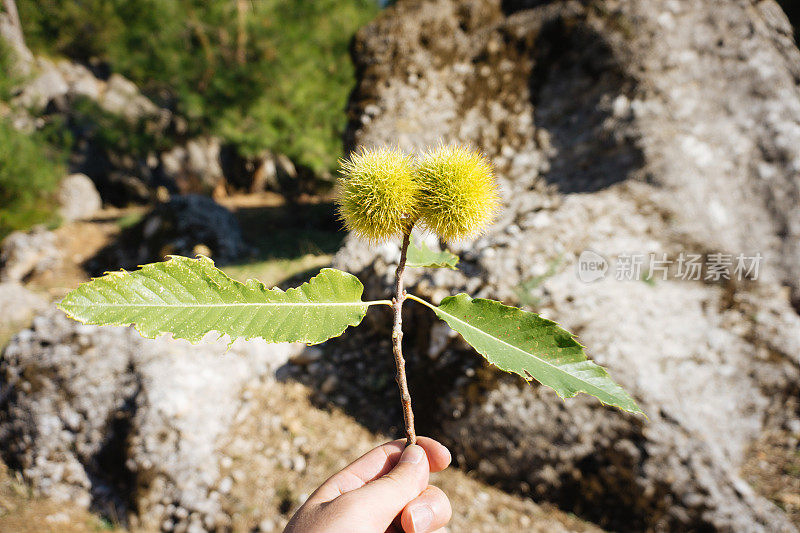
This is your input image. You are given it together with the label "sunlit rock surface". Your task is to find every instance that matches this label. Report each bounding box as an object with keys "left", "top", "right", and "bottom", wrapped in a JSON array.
[
  {"left": 0, "top": 310, "right": 300, "bottom": 531},
  {"left": 332, "top": 0, "right": 800, "bottom": 530}
]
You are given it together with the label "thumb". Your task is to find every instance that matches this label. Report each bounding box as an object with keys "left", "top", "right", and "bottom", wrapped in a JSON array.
[{"left": 331, "top": 444, "right": 430, "bottom": 530}]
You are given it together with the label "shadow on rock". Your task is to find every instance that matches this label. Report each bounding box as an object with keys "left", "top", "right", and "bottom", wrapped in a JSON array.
[
  {"left": 231, "top": 200, "right": 344, "bottom": 271},
  {"left": 85, "top": 194, "right": 247, "bottom": 276},
  {"left": 529, "top": 12, "right": 644, "bottom": 193}
]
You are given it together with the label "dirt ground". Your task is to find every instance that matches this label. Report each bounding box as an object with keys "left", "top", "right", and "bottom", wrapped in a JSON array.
[{"left": 742, "top": 429, "right": 800, "bottom": 525}]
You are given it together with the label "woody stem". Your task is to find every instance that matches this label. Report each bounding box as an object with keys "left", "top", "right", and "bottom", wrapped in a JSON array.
[{"left": 392, "top": 231, "right": 416, "bottom": 446}]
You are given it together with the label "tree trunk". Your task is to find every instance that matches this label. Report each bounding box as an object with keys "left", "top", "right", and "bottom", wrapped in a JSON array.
[
  {"left": 235, "top": 0, "right": 247, "bottom": 65},
  {"left": 0, "top": 0, "right": 33, "bottom": 74}
]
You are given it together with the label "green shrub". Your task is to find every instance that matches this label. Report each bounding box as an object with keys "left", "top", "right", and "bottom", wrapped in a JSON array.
[
  {"left": 69, "top": 95, "right": 174, "bottom": 157},
  {"left": 18, "top": 0, "right": 380, "bottom": 174},
  {"left": 0, "top": 40, "right": 22, "bottom": 102},
  {"left": 0, "top": 119, "right": 65, "bottom": 238}
]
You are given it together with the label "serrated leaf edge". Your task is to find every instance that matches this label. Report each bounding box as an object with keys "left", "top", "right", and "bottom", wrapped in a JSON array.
[
  {"left": 57, "top": 256, "right": 372, "bottom": 345},
  {"left": 407, "top": 293, "right": 644, "bottom": 415}
]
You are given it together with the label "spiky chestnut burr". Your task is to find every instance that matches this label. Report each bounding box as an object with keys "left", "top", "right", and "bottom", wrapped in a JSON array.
[
  {"left": 336, "top": 146, "right": 419, "bottom": 242},
  {"left": 416, "top": 144, "right": 500, "bottom": 241}
]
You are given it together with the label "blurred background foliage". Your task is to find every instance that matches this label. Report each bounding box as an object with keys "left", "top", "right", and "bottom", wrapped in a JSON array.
[
  {"left": 15, "top": 0, "right": 379, "bottom": 174},
  {"left": 0, "top": 0, "right": 380, "bottom": 238},
  {"left": 0, "top": 40, "right": 19, "bottom": 101},
  {"left": 0, "top": 119, "right": 65, "bottom": 236},
  {"left": 0, "top": 39, "right": 65, "bottom": 236}
]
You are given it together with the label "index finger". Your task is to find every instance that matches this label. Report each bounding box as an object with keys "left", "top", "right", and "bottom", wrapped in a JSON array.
[{"left": 307, "top": 436, "right": 451, "bottom": 505}]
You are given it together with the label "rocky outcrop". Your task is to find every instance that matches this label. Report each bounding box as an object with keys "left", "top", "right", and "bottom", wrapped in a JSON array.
[
  {"left": 39, "top": 65, "right": 173, "bottom": 204},
  {"left": 1, "top": 23, "right": 209, "bottom": 204},
  {"left": 12, "top": 59, "right": 165, "bottom": 122},
  {"left": 0, "top": 47, "right": 175, "bottom": 204},
  {"left": 334, "top": 0, "right": 800, "bottom": 530},
  {"left": 0, "top": 309, "right": 302, "bottom": 531},
  {"left": 4, "top": 53, "right": 304, "bottom": 204}
]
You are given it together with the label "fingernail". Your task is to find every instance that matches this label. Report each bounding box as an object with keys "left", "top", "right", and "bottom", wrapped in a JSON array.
[
  {"left": 410, "top": 504, "right": 434, "bottom": 532},
  {"left": 442, "top": 444, "right": 452, "bottom": 464},
  {"left": 399, "top": 444, "right": 425, "bottom": 464}
]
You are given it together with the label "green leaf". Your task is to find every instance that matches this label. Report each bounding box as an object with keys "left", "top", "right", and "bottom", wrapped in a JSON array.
[
  {"left": 406, "top": 241, "right": 459, "bottom": 269},
  {"left": 58, "top": 256, "right": 371, "bottom": 345},
  {"left": 416, "top": 293, "right": 642, "bottom": 414}
]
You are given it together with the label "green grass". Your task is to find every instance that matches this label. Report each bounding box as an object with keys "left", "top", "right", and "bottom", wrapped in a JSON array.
[
  {"left": 114, "top": 211, "right": 145, "bottom": 230},
  {"left": 0, "top": 119, "right": 65, "bottom": 239},
  {"left": 222, "top": 254, "right": 334, "bottom": 289},
  {"left": 68, "top": 95, "right": 175, "bottom": 158},
  {"left": 0, "top": 38, "right": 69, "bottom": 239},
  {"left": 0, "top": 40, "right": 22, "bottom": 101},
  {"left": 223, "top": 201, "right": 345, "bottom": 287}
]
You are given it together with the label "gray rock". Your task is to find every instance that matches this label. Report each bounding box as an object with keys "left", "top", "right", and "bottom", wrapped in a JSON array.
[
  {"left": 144, "top": 195, "right": 246, "bottom": 265},
  {"left": 258, "top": 518, "right": 277, "bottom": 532},
  {"left": 13, "top": 57, "right": 69, "bottom": 111},
  {"left": 0, "top": 226, "right": 62, "bottom": 283},
  {"left": 248, "top": 152, "right": 279, "bottom": 192},
  {"left": 55, "top": 61, "right": 102, "bottom": 101},
  {"left": 11, "top": 60, "right": 166, "bottom": 122},
  {"left": 0, "top": 309, "right": 301, "bottom": 529},
  {"left": 333, "top": 0, "right": 800, "bottom": 530},
  {"left": 221, "top": 149, "right": 300, "bottom": 195},
  {"left": 0, "top": 281, "right": 47, "bottom": 335},
  {"left": 58, "top": 173, "right": 103, "bottom": 222},
  {"left": 160, "top": 137, "right": 225, "bottom": 196},
  {"left": 289, "top": 347, "right": 323, "bottom": 366},
  {"left": 99, "top": 73, "right": 163, "bottom": 123}
]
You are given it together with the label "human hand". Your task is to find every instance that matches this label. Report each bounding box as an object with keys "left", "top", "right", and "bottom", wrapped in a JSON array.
[{"left": 285, "top": 437, "right": 452, "bottom": 533}]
